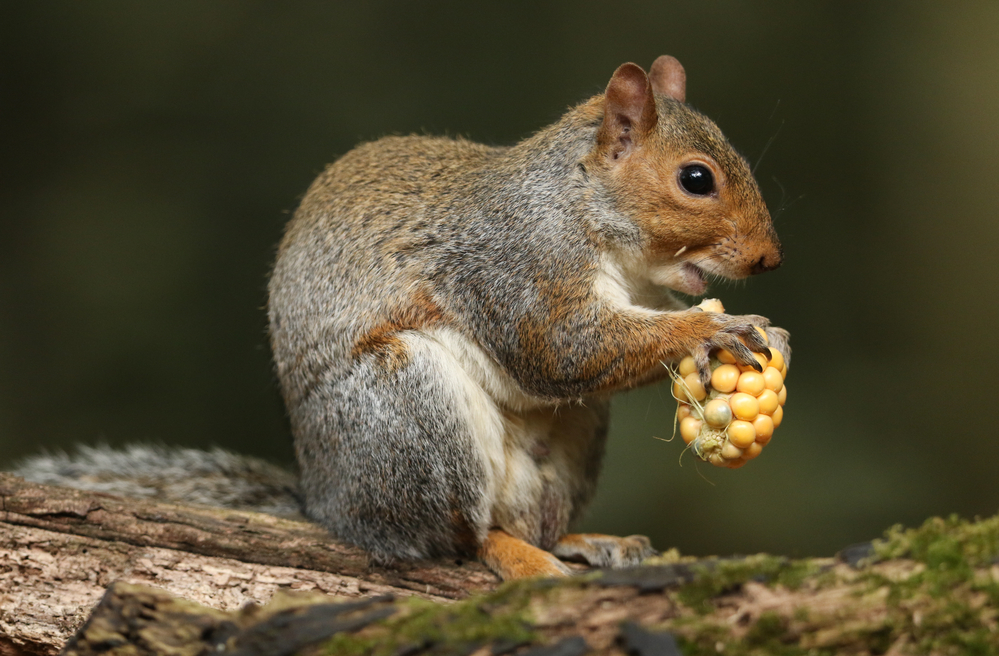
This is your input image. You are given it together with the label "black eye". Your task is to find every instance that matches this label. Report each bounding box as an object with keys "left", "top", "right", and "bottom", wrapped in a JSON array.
[{"left": 679, "top": 165, "right": 714, "bottom": 196}]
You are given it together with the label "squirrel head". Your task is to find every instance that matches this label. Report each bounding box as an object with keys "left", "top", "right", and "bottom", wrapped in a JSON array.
[{"left": 584, "top": 55, "right": 783, "bottom": 296}]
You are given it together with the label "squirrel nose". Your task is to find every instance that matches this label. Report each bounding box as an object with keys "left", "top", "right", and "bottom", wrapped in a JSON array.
[{"left": 750, "top": 249, "right": 783, "bottom": 275}]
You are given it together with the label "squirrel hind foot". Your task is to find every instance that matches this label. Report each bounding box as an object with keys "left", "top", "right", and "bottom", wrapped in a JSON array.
[
  {"left": 551, "top": 533, "right": 658, "bottom": 569},
  {"left": 479, "top": 529, "right": 572, "bottom": 581}
]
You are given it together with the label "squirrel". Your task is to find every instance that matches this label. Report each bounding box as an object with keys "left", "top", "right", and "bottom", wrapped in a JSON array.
[
  {"left": 266, "top": 54, "right": 787, "bottom": 579},
  {"left": 11, "top": 55, "right": 788, "bottom": 581}
]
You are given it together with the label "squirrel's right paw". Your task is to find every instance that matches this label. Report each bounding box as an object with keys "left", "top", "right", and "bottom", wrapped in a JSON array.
[{"left": 692, "top": 312, "right": 770, "bottom": 387}]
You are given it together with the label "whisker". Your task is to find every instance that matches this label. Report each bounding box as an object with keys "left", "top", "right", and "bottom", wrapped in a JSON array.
[
  {"left": 753, "top": 119, "right": 784, "bottom": 176},
  {"left": 772, "top": 175, "right": 787, "bottom": 210},
  {"left": 768, "top": 98, "right": 782, "bottom": 121},
  {"left": 770, "top": 176, "right": 805, "bottom": 222}
]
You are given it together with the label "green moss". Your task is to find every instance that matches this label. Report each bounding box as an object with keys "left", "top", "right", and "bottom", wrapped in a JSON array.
[
  {"left": 319, "top": 515, "right": 999, "bottom": 655},
  {"left": 320, "top": 579, "right": 538, "bottom": 656},
  {"left": 874, "top": 514, "right": 999, "bottom": 569},
  {"left": 673, "top": 615, "right": 822, "bottom": 656},
  {"left": 744, "top": 611, "right": 785, "bottom": 644},
  {"left": 668, "top": 516, "right": 999, "bottom": 654},
  {"left": 811, "top": 565, "right": 840, "bottom": 590},
  {"left": 775, "top": 560, "right": 820, "bottom": 590},
  {"left": 862, "top": 514, "right": 999, "bottom": 654},
  {"left": 676, "top": 555, "right": 789, "bottom": 613},
  {"left": 671, "top": 623, "right": 732, "bottom": 656}
]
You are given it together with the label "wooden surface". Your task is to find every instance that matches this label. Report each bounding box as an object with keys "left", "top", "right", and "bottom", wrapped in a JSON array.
[
  {"left": 4, "top": 472, "right": 994, "bottom": 655},
  {"left": 0, "top": 473, "right": 499, "bottom": 655}
]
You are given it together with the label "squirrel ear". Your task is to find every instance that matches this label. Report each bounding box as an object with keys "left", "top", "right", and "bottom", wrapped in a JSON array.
[
  {"left": 598, "top": 63, "right": 658, "bottom": 160},
  {"left": 648, "top": 55, "right": 686, "bottom": 102}
]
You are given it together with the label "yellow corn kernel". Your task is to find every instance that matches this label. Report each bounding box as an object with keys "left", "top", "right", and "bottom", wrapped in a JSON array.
[
  {"left": 768, "top": 347, "right": 785, "bottom": 372},
  {"left": 762, "top": 367, "right": 784, "bottom": 393},
  {"left": 680, "top": 417, "right": 702, "bottom": 444},
  {"left": 753, "top": 414, "right": 774, "bottom": 444},
  {"left": 778, "top": 385, "right": 787, "bottom": 406},
  {"left": 729, "top": 392, "right": 760, "bottom": 421},
  {"left": 721, "top": 442, "right": 744, "bottom": 460},
  {"left": 717, "top": 349, "right": 737, "bottom": 364},
  {"left": 672, "top": 375, "right": 705, "bottom": 402},
  {"left": 736, "top": 370, "right": 766, "bottom": 396},
  {"left": 772, "top": 405, "right": 784, "bottom": 428},
  {"left": 754, "top": 325, "right": 769, "bottom": 344},
  {"left": 711, "top": 364, "right": 741, "bottom": 394},
  {"left": 757, "top": 389, "right": 779, "bottom": 415},
  {"left": 744, "top": 442, "right": 764, "bottom": 460},
  {"left": 678, "top": 355, "right": 697, "bottom": 377},
  {"left": 697, "top": 298, "right": 725, "bottom": 313},
  {"left": 677, "top": 403, "right": 692, "bottom": 421},
  {"left": 739, "top": 352, "right": 769, "bottom": 372},
  {"left": 683, "top": 372, "right": 707, "bottom": 402},
  {"left": 727, "top": 420, "right": 756, "bottom": 448}
]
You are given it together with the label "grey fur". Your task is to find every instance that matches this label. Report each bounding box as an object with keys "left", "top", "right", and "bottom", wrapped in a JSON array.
[
  {"left": 291, "top": 350, "right": 488, "bottom": 561},
  {"left": 11, "top": 444, "right": 303, "bottom": 518}
]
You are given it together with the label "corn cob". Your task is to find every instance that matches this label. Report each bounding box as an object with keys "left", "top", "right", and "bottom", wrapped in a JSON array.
[{"left": 671, "top": 299, "right": 788, "bottom": 468}]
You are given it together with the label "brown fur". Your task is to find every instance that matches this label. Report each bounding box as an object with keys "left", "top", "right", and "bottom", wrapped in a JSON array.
[
  {"left": 351, "top": 288, "right": 447, "bottom": 368},
  {"left": 479, "top": 529, "right": 572, "bottom": 579}
]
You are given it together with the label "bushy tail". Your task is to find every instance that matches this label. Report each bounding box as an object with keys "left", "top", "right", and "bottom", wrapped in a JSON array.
[{"left": 10, "top": 443, "right": 304, "bottom": 519}]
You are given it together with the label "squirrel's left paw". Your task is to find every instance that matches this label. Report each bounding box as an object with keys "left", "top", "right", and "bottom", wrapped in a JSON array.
[{"left": 552, "top": 533, "right": 658, "bottom": 568}]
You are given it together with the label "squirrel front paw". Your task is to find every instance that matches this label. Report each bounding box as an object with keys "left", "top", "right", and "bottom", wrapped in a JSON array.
[
  {"left": 764, "top": 325, "right": 791, "bottom": 369},
  {"left": 552, "top": 533, "right": 658, "bottom": 568},
  {"left": 692, "top": 312, "right": 772, "bottom": 388}
]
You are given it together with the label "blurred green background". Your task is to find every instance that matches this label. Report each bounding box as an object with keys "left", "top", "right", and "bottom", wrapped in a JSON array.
[{"left": 3, "top": 1, "right": 998, "bottom": 559}]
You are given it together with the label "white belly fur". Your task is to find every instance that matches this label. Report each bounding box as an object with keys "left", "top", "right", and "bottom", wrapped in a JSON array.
[{"left": 414, "top": 327, "right": 605, "bottom": 544}]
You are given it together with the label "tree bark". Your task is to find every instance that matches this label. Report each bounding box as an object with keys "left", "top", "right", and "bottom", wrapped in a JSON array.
[
  {"left": 3, "top": 472, "right": 996, "bottom": 656},
  {"left": 0, "top": 473, "right": 499, "bottom": 656}
]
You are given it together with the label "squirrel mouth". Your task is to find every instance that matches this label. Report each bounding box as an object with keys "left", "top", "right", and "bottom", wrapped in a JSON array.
[
  {"left": 677, "top": 262, "right": 708, "bottom": 296},
  {"left": 648, "top": 259, "right": 711, "bottom": 296}
]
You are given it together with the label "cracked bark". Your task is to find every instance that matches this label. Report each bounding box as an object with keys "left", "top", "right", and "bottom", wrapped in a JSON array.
[
  {"left": 0, "top": 473, "right": 499, "bottom": 656},
  {"left": 3, "top": 472, "right": 995, "bottom": 656}
]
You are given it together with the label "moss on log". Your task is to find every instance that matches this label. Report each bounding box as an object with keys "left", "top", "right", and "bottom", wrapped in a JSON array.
[{"left": 58, "top": 514, "right": 999, "bottom": 656}]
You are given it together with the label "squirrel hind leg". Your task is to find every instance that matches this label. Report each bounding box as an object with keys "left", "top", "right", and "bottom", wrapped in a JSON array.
[
  {"left": 292, "top": 333, "right": 492, "bottom": 563},
  {"left": 479, "top": 529, "right": 573, "bottom": 580},
  {"left": 552, "top": 533, "right": 658, "bottom": 569}
]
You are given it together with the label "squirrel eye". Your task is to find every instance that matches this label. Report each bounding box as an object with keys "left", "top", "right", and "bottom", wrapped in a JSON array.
[{"left": 679, "top": 165, "right": 714, "bottom": 196}]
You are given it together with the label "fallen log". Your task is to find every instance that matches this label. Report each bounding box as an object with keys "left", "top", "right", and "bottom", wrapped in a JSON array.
[
  {"left": 0, "top": 473, "right": 499, "bottom": 655},
  {"left": 61, "top": 516, "right": 999, "bottom": 656},
  {"left": 4, "top": 472, "right": 998, "bottom": 655}
]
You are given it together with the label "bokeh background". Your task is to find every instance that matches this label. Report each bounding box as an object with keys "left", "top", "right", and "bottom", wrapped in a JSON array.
[{"left": 3, "top": 1, "right": 998, "bottom": 558}]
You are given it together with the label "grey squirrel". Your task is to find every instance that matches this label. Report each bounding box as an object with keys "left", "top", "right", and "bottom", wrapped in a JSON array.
[{"left": 13, "top": 56, "right": 788, "bottom": 580}]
